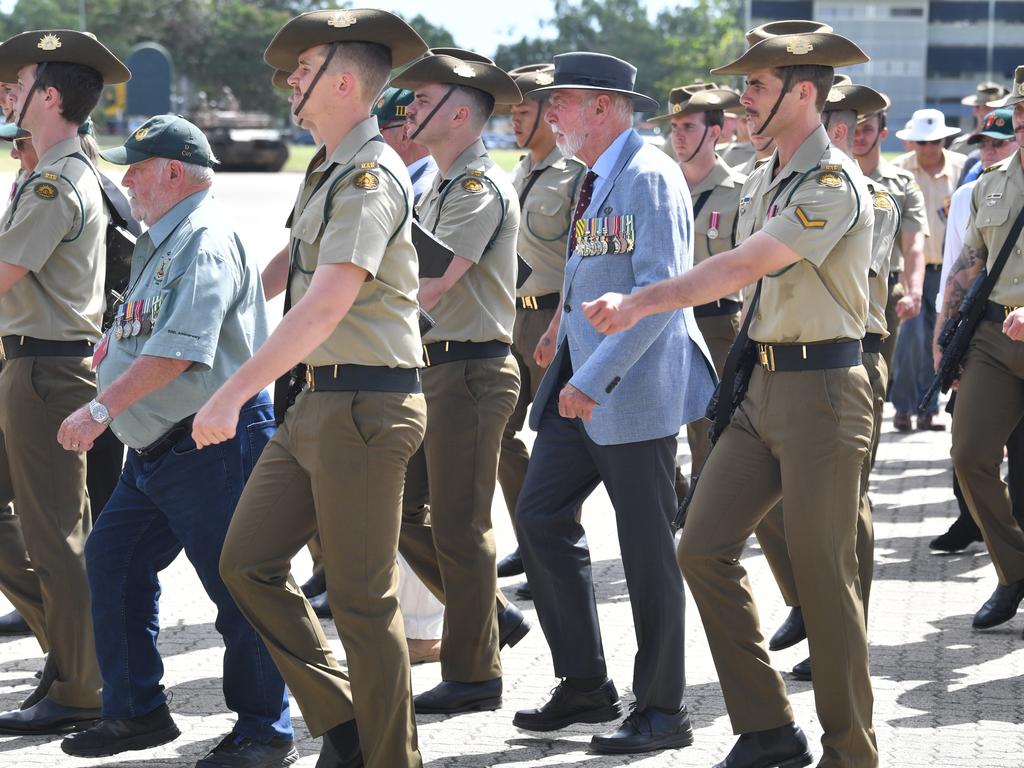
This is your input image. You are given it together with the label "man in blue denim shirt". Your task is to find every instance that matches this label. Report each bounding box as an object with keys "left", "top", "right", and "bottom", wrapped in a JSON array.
[{"left": 55, "top": 115, "right": 294, "bottom": 768}]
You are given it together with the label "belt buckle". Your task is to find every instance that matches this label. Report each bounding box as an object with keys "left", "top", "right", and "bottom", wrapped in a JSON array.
[
  {"left": 524, "top": 296, "right": 537, "bottom": 310},
  {"left": 758, "top": 343, "right": 776, "bottom": 372},
  {"left": 305, "top": 366, "right": 314, "bottom": 392},
  {"left": 1006, "top": 305, "right": 1021, "bottom": 318}
]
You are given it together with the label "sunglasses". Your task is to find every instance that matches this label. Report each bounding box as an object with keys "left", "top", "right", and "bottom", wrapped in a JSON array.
[
  {"left": 979, "top": 138, "right": 1008, "bottom": 148},
  {"left": 914, "top": 139, "right": 943, "bottom": 146}
]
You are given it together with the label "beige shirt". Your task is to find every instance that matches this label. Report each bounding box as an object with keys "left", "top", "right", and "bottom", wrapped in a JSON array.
[
  {"left": 289, "top": 117, "right": 423, "bottom": 369},
  {"left": 511, "top": 147, "right": 584, "bottom": 298},
  {"left": 867, "top": 159, "right": 930, "bottom": 274},
  {"left": 964, "top": 151, "right": 1024, "bottom": 307},
  {"left": 0, "top": 136, "right": 106, "bottom": 342},
  {"left": 416, "top": 139, "right": 519, "bottom": 344},
  {"left": 688, "top": 155, "right": 747, "bottom": 303},
  {"left": 893, "top": 149, "right": 965, "bottom": 265},
  {"left": 736, "top": 125, "right": 873, "bottom": 344},
  {"left": 865, "top": 180, "right": 901, "bottom": 336}
]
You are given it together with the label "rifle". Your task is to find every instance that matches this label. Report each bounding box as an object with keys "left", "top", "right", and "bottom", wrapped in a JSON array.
[
  {"left": 673, "top": 281, "right": 762, "bottom": 533},
  {"left": 919, "top": 204, "right": 1024, "bottom": 412}
]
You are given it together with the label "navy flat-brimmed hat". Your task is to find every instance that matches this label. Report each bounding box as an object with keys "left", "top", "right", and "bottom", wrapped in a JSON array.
[{"left": 529, "top": 52, "right": 658, "bottom": 112}]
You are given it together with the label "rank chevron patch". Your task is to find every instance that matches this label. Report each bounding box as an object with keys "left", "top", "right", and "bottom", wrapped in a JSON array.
[{"left": 795, "top": 207, "right": 826, "bottom": 229}]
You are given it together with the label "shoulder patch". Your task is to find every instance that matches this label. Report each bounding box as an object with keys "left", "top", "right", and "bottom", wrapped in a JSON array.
[
  {"left": 466, "top": 169, "right": 485, "bottom": 178},
  {"left": 821, "top": 163, "right": 842, "bottom": 172},
  {"left": 462, "top": 178, "right": 485, "bottom": 193},
  {"left": 872, "top": 191, "right": 892, "bottom": 211},
  {"left": 41, "top": 171, "right": 58, "bottom": 181},
  {"left": 817, "top": 171, "right": 842, "bottom": 188},
  {"left": 353, "top": 171, "right": 379, "bottom": 190},
  {"left": 359, "top": 161, "right": 377, "bottom": 169},
  {"left": 34, "top": 182, "right": 58, "bottom": 200},
  {"left": 983, "top": 164, "right": 1001, "bottom": 174}
]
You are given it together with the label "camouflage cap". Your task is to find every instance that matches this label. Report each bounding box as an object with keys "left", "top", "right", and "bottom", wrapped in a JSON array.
[
  {"left": 100, "top": 114, "right": 216, "bottom": 167},
  {"left": 264, "top": 9, "right": 428, "bottom": 74},
  {"left": 713, "top": 19, "right": 867, "bottom": 76},
  {"left": 0, "top": 30, "right": 130, "bottom": 84}
]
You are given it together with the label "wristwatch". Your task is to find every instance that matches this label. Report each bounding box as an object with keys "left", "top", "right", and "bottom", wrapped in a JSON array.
[{"left": 88, "top": 399, "right": 113, "bottom": 426}]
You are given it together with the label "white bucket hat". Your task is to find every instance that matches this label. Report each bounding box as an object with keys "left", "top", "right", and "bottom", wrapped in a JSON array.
[{"left": 895, "top": 108, "right": 960, "bottom": 141}]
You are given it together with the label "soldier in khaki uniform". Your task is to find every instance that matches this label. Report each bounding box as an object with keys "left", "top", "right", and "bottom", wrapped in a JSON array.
[
  {"left": 583, "top": 22, "right": 879, "bottom": 768},
  {"left": 652, "top": 83, "right": 746, "bottom": 496},
  {"left": 756, "top": 82, "right": 900, "bottom": 681},
  {"left": 853, "top": 106, "right": 929, "bottom": 376},
  {"left": 941, "top": 65, "right": 1024, "bottom": 633},
  {"left": 495, "top": 63, "right": 585, "bottom": 584},
  {"left": 0, "top": 31, "right": 129, "bottom": 735},
  {"left": 388, "top": 49, "right": 527, "bottom": 715},
  {"left": 194, "top": 10, "right": 430, "bottom": 767}
]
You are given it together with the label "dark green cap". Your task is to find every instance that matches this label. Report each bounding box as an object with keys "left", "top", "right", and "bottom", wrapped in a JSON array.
[
  {"left": 0, "top": 115, "right": 93, "bottom": 141},
  {"left": 968, "top": 108, "right": 1015, "bottom": 144},
  {"left": 372, "top": 87, "right": 413, "bottom": 127},
  {"left": 100, "top": 114, "right": 216, "bottom": 167}
]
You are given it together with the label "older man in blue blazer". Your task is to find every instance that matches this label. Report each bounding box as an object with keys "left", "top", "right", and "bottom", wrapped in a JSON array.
[{"left": 511, "top": 52, "right": 716, "bottom": 755}]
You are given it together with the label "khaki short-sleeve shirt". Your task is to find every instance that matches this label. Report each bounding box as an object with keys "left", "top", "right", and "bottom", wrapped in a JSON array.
[
  {"left": 868, "top": 160, "right": 930, "bottom": 274},
  {"left": 416, "top": 139, "right": 519, "bottom": 344},
  {"left": 689, "top": 155, "right": 747, "bottom": 303},
  {"left": 735, "top": 126, "right": 873, "bottom": 344},
  {"left": 0, "top": 137, "right": 106, "bottom": 342},
  {"left": 893, "top": 149, "right": 965, "bottom": 265},
  {"left": 865, "top": 180, "right": 901, "bottom": 336},
  {"left": 512, "top": 147, "right": 584, "bottom": 298},
  {"left": 288, "top": 117, "right": 422, "bottom": 369},
  {"left": 964, "top": 152, "right": 1024, "bottom": 307}
]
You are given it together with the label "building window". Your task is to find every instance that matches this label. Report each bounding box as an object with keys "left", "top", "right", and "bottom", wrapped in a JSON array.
[
  {"left": 891, "top": 6, "right": 925, "bottom": 17},
  {"left": 929, "top": 1, "right": 989, "bottom": 23},
  {"left": 750, "top": 0, "right": 815, "bottom": 20},
  {"left": 994, "top": 47, "right": 1024, "bottom": 75},
  {"left": 926, "top": 45, "right": 987, "bottom": 75},
  {"left": 995, "top": 1, "right": 1024, "bottom": 22}
]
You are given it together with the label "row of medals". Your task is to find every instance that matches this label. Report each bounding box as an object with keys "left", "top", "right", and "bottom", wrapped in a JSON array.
[
  {"left": 113, "top": 295, "right": 162, "bottom": 341},
  {"left": 575, "top": 215, "right": 637, "bottom": 257}
]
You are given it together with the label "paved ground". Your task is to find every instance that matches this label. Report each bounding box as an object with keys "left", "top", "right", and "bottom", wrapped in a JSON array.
[{"left": 1, "top": 172, "right": 1023, "bottom": 766}]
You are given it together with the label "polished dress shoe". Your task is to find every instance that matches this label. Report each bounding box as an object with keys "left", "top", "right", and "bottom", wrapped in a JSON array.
[
  {"left": 308, "top": 590, "right": 332, "bottom": 620},
  {"left": 712, "top": 722, "right": 813, "bottom": 768},
  {"left": 768, "top": 607, "right": 806, "bottom": 652},
  {"left": 790, "top": 657, "right": 812, "bottom": 681},
  {"left": 498, "top": 602, "right": 530, "bottom": 649},
  {"left": 590, "top": 704, "right": 694, "bottom": 754},
  {"left": 317, "top": 719, "right": 363, "bottom": 768},
  {"left": 0, "top": 695, "right": 100, "bottom": 735},
  {"left": 300, "top": 570, "right": 327, "bottom": 598},
  {"left": 0, "top": 608, "right": 30, "bottom": 635},
  {"left": 61, "top": 703, "right": 180, "bottom": 757},
  {"left": 973, "top": 579, "right": 1024, "bottom": 629},
  {"left": 497, "top": 549, "right": 525, "bottom": 578},
  {"left": 930, "top": 517, "right": 983, "bottom": 553},
  {"left": 414, "top": 678, "right": 502, "bottom": 714},
  {"left": 407, "top": 638, "right": 441, "bottom": 665},
  {"left": 514, "top": 582, "right": 532, "bottom": 601},
  {"left": 21, "top": 654, "right": 58, "bottom": 710},
  {"left": 514, "top": 678, "right": 621, "bottom": 731},
  {"left": 196, "top": 732, "right": 299, "bottom": 767}
]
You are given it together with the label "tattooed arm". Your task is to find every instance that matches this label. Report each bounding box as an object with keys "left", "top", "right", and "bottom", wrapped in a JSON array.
[{"left": 933, "top": 242, "right": 986, "bottom": 368}]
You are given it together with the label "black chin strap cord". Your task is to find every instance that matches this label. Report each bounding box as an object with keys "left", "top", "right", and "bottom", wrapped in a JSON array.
[
  {"left": 523, "top": 96, "right": 548, "bottom": 147},
  {"left": 292, "top": 42, "right": 339, "bottom": 120},
  {"left": 753, "top": 68, "right": 795, "bottom": 137},
  {"left": 16, "top": 61, "right": 47, "bottom": 131},
  {"left": 684, "top": 123, "right": 710, "bottom": 163},
  {"left": 408, "top": 85, "right": 457, "bottom": 142}
]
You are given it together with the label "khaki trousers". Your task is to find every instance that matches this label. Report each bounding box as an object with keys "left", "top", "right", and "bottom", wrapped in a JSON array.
[
  {"left": 951, "top": 321, "right": 1024, "bottom": 584},
  {"left": 756, "top": 351, "right": 887, "bottom": 616},
  {"left": 220, "top": 390, "right": 427, "bottom": 768},
  {"left": 399, "top": 355, "right": 519, "bottom": 682},
  {"left": 686, "top": 312, "right": 741, "bottom": 477},
  {"left": 0, "top": 357, "right": 101, "bottom": 708},
  {"left": 498, "top": 306, "right": 557, "bottom": 521},
  {"left": 678, "top": 363, "right": 877, "bottom": 768}
]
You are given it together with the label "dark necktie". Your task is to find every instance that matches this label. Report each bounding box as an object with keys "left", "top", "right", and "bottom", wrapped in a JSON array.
[{"left": 568, "top": 170, "right": 598, "bottom": 254}]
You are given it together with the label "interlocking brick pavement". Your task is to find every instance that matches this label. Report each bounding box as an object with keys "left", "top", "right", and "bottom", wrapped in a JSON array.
[{"left": 1, "top": 174, "right": 1022, "bottom": 766}]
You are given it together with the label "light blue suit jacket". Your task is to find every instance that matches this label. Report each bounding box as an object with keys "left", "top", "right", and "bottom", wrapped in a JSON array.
[{"left": 530, "top": 130, "right": 717, "bottom": 446}]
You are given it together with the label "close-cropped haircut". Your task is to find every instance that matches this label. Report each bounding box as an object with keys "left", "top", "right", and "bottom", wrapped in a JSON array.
[
  {"left": 702, "top": 108, "right": 725, "bottom": 129},
  {"left": 35, "top": 62, "right": 103, "bottom": 125},
  {"left": 453, "top": 85, "right": 495, "bottom": 126},
  {"left": 328, "top": 41, "right": 393, "bottom": 102},
  {"left": 772, "top": 64, "right": 834, "bottom": 112}
]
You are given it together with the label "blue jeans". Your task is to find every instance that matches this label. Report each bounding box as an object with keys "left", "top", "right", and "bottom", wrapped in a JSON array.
[
  {"left": 85, "top": 391, "right": 292, "bottom": 741},
  {"left": 891, "top": 265, "right": 940, "bottom": 415}
]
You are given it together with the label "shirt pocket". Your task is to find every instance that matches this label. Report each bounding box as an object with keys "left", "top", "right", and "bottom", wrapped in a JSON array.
[
  {"left": 976, "top": 203, "right": 1010, "bottom": 231},
  {"left": 525, "top": 188, "right": 571, "bottom": 242},
  {"left": 290, "top": 210, "right": 324, "bottom": 273}
]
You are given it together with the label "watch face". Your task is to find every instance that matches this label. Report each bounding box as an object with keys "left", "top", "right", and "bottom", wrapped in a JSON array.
[{"left": 90, "top": 401, "right": 110, "bottom": 424}]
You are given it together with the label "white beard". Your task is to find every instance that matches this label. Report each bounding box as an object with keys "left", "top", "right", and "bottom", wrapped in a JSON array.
[{"left": 553, "top": 127, "right": 586, "bottom": 160}]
